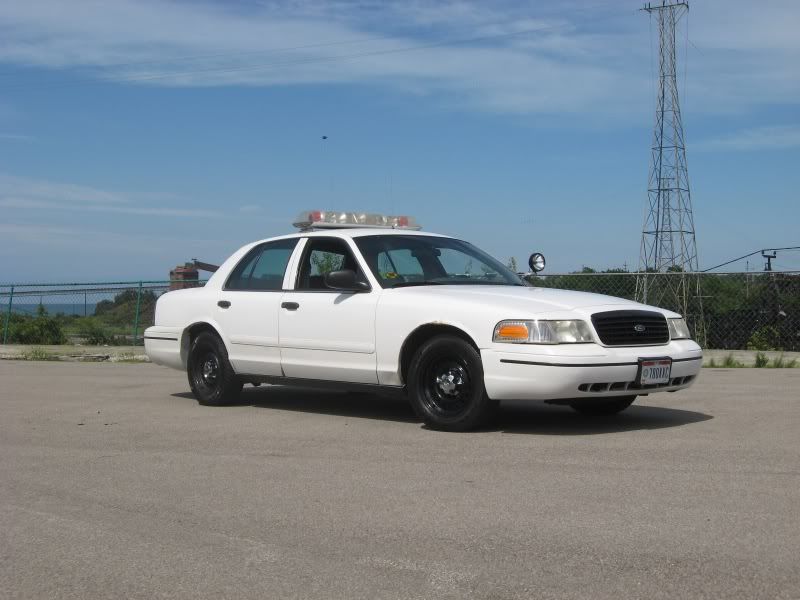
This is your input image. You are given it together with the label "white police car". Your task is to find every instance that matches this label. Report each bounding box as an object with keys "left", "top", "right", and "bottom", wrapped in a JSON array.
[{"left": 145, "top": 210, "right": 702, "bottom": 431}]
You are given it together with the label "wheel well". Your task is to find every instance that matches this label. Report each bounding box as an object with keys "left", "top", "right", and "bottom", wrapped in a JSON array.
[
  {"left": 180, "top": 322, "right": 222, "bottom": 366},
  {"left": 399, "top": 324, "right": 479, "bottom": 385}
]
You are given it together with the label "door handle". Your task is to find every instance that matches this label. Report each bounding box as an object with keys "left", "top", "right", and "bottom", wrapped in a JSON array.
[
  {"left": 281, "top": 302, "right": 300, "bottom": 311},
  {"left": 217, "top": 300, "right": 231, "bottom": 309}
]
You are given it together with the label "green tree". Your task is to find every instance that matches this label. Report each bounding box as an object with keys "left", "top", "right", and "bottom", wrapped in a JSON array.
[
  {"left": 93, "top": 289, "right": 156, "bottom": 326},
  {"left": 311, "top": 252, "right": 344, "bottom": 275},
  {"left": 507, "top": 257, "right": 518, "bottom": 272}
]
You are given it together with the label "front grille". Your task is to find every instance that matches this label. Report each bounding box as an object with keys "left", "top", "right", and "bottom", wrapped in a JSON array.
[{"left": 591, "top": 310, "right": 669, "bottom": 346}]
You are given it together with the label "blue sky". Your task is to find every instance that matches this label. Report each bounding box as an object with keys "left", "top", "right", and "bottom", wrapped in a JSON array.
[{"left": 1, "top": 0, "right": 798, "bottom": 282}]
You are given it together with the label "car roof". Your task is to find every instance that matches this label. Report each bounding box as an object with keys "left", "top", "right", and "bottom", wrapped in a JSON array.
[{"left": 250, "top": 228, "right": 453, "bottom": 245}]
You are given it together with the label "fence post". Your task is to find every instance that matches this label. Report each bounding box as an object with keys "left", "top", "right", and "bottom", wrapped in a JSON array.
[
  {"left": 132, "top": 281, "right": 143, "bottom": 346},
  {"left": 2, "top": 286, "right": 13, "bottom": 344}
]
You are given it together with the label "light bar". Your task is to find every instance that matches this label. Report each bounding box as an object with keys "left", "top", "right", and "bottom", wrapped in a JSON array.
[{"left": 293, "top": 210, "right": 421, "bottom": 230}]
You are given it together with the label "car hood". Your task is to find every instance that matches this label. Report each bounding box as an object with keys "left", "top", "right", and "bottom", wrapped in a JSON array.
[{"left": 389, "top": 285, "right": 674, "bottom": 316}]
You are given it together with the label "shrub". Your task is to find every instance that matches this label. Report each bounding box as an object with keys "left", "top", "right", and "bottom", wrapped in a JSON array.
[
  {"left": 77, "top": 317, "right": 115, "bottom": 345},
  {"left": 6, "top": 305, "right": 66, "bottom": 345},
  {"left": 21, "top": 347, "right": 57, "bottom": 361},
  {"left": 770, "top": 354, "right": 798, "bottom": 369},
  {"left": 747, "top": 326, "right": 781, "bottom": 351},
  {"left": 754, "top": 352, "right": 769, "bottom": 368},
  {"left": 721, "top": 354, "right": 744, "bottom": 368}
]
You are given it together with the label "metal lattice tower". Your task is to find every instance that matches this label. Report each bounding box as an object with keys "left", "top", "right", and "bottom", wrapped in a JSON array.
[{"left": 637, "top": 1, "right": 704, "bottom": 341}]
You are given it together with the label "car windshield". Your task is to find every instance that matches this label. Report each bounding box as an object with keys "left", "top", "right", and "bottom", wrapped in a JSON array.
[{"left": 354, "top": 235, "right": 525, "bottom": 289}]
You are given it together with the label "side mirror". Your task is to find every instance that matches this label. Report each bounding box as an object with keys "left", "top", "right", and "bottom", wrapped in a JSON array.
[
  {"left": 528, "top": 253, "right": 546, "bottom": 273},
  {"left": 324, "top": 269, "right": 370, "bottom": 292}
]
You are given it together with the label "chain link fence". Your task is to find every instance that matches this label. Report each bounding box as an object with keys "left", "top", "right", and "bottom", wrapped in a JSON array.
[
  {"left": 1, "top": 272, "right": 798, "bottom": 350},
  {"left": 526, "top": 271, "right": 800, "bottom": 351},
  {"left": 0, "top": 281, "right": 205, "bottom": 346}
]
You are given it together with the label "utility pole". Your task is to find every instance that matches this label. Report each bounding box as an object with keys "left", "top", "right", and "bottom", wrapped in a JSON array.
[
  {"left": 762, "top": 251, "right": 776, "bottom": 272},
  {"left": 636, "top": 1, "right": 704, "bottom": 343}
]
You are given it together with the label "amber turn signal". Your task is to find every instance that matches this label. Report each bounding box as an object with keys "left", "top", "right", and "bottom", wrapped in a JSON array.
[{"left": 497, "top": 324, "right": 529, "bottom": 339}]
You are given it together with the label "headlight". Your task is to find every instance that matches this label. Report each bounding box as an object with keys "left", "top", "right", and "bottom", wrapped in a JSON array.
[
  {"left": 668, "top": 318, "right": 691, "bottom": 340},
  {"left": 493, "top": 320, "right": 594, "bottom": 344}
]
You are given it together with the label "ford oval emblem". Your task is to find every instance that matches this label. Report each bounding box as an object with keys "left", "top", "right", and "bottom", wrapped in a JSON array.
[{"left": 634, "top": 324, "right": 646, "bottom": 333}]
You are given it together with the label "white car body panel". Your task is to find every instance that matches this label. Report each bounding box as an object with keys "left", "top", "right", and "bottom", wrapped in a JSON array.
[
  {"left": 215, "top": 289, "right": 283, "bottom": 376},
  {"left": 279, "top": 289, "right": 379, "bottom": 383},
  {"left": 275, "top": 236, "right": 379, "bottom": 383},
  {"left": 145, "top": 228, "right": 702, "bottom": 401}
]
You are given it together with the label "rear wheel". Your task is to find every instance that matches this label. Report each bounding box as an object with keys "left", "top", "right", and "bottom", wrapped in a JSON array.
[
  {"left": 187, "top": 331, "right": 242, "bottom": 406},
  {"left": 569, "top": 395, "right": 636, "bottom": 416},
  {"left": 407, "top": 335, "right": 493, "bottom": 432}
]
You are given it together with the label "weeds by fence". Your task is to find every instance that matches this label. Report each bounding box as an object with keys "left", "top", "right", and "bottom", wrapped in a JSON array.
[{"left": 1, "top": 271, "right": 798, "bottom": 350}]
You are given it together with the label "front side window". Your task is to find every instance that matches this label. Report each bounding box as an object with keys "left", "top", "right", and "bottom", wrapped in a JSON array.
[
  {"left": 296, "top": 237, "right": 368, "bottom": 290},
  {"left": 225, "top": 238, "right": 298, "bottom": 290},
  {"left": 354, "top": 235, "right": 524, "bottom": 288}
]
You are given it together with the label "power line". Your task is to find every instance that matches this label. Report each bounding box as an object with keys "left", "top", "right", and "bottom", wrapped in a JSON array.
[{"left": 702, "top": 247, "right": 800, "bottom": 272}]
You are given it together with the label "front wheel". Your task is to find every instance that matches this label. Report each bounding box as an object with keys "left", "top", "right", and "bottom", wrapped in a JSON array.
[
  {"left": 569, "top": 396, "right": 636, "bottom": 416},
  {"left": 407, "top": 335, "right": 493, "bottom": 432},
  {"left": 187, "top": 331, "right": 243, "bottom": 406}
]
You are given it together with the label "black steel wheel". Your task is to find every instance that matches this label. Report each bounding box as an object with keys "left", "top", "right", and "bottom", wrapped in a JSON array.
[
  {"left": 569, "top": 395, "right": 636, "bottom": 416},
  {"left": 408, "top": 335, "right": 493, "bottom": 431},
  {"left": 187, "top": 331, "right": 243, "bottom": 406}
]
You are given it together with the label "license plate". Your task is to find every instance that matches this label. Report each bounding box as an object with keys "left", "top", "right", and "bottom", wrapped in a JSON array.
[{"left": 638, "top": 358, "right": 672, "bottom": 385}]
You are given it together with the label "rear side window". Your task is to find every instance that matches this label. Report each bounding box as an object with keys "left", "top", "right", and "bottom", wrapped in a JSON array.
[{"left": 225, "top": 239, "right": 298, "bottom": 291}]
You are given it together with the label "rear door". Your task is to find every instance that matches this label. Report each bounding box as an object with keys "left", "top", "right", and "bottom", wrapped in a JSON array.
[
  {"left": 216, "top": 238, "right": 298, "bottom": 376},
  {"left": 279, "top": 236, "right": 380, "bottom": 384}
]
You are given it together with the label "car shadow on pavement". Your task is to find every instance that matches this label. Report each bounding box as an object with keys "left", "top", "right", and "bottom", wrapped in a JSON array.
[
  {"left": 172, "top": 387, "right": 712, "bottom": 434},
  {"left": 171, "top": 387, "right": 420, "bottom": 424},
  {"left": 494, "top": 401, "right": 713, "bottom": 435}
]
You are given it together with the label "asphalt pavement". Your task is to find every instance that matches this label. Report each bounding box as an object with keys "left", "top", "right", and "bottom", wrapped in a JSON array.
[{"left": 1, "top": 361, "right": 798, "bottom": 599}]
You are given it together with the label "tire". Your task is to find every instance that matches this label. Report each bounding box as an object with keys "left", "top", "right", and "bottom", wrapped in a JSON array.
[
  {"left": 569, "top": 395, "right": 636, "bottom": 416},
  {"left": 407, "top": 335, "right": 493, "bottom": 432},
  {"left": 187, "top": 331, "right": 243, "bottom": 406}
]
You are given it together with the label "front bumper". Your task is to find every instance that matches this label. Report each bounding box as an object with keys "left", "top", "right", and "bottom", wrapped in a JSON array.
[{"left": 481, "top": 339, "right": 702, "bottom": 401}]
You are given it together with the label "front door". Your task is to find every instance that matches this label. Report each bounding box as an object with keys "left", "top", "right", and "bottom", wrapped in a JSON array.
[
  {"left": 216, "top": 238, "right": 298, "bottom": 376},
  {"left": 279, "top": 237, "right": 379, "bottom": 384}
]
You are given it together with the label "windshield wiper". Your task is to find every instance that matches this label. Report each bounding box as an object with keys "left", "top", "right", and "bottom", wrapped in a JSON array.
[
  {"left": 391, "top": 280, "right": 525, "bottom": 288},
  {"left": 390, "top": 280, "right": 447, "bottom": 288},
  {"left": 444, "top": 280, "right": 527, "bottom": 286}
]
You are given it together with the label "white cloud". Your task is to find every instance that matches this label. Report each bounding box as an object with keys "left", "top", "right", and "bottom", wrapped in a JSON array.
[
  {"left": 0, "top": 0, "right": 796, "bottom": 118},
  {"left": 0, "top": 221, "right": 235, "bottom": 282},
  {"left": 0, "top": 133, "right": 32, "bottom": 141},
  {"left": 0, "top": 173, "right": 127, "bottom": 205},
  {"left": 696, "top": 125, "right": 800, "bottom": 152},
  {"left": 0, "top": 173, "right": 222, "bottom": 217},
  {"left": 0, "top": 221, "right": 159, "bottom": 248},
  {"left": 0, "top": 173, "right": 294, "bottom": 280}
]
